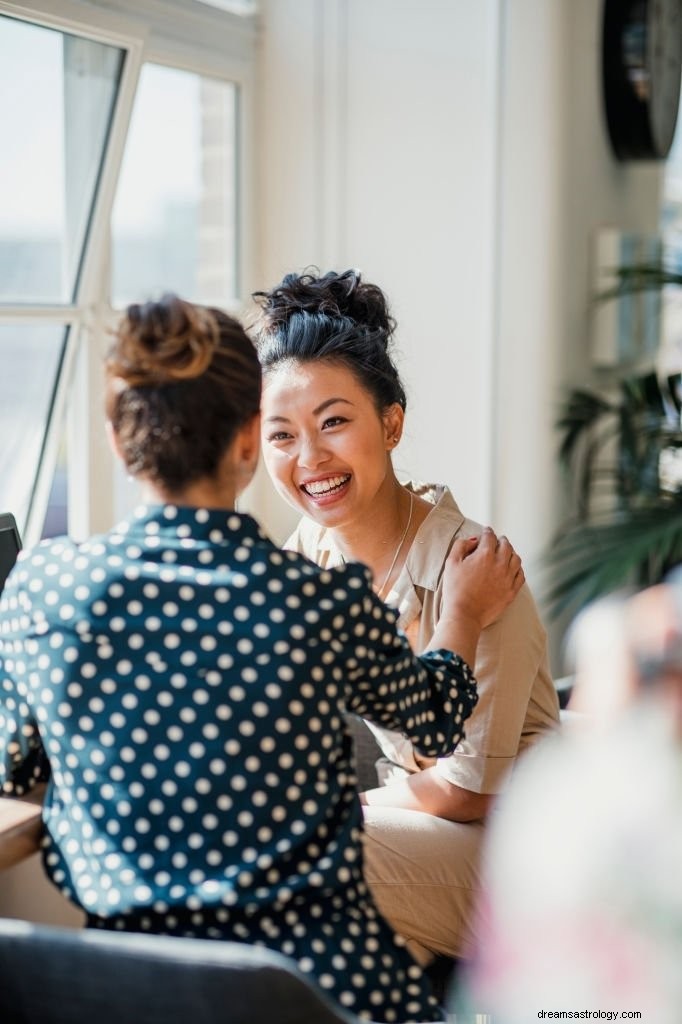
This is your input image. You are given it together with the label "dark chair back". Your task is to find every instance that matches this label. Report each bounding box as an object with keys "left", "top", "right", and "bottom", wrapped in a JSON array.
[{"left": 0, "top": 918, "right": 362, "bottom": 1024}]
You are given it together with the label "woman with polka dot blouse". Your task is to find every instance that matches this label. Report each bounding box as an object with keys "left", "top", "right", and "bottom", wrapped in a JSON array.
[{"left": 0, "top": 295, "right": 523, "bottom": 1022}]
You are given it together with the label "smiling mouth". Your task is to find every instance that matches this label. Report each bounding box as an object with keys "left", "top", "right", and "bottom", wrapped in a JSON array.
[{"left": 301, "top": 474, "right": 351, "bottom": 497}]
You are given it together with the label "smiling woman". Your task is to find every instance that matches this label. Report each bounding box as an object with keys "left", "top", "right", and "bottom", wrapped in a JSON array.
[
  {"left": 261, "top": 359, "right": 406, "bottom": 562},
  {"left": 253, "top": 268, "right": 559, "bottom": 966},
  {"left": 255, "top": 271, "right": 413, "bottom": 596}
]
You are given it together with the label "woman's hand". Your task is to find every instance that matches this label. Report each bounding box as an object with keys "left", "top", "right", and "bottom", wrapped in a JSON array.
[
  {"left": 425, "top": 528, "right": 523, "bottom": 668},
  {"left": 442, "top": 528, "right": 524, "bottom": 632}
]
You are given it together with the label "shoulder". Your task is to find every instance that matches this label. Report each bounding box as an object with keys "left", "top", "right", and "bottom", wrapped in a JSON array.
[
  {"left": 271, "top": 545, "right": 372, "bottom": 591},
  {"left": 484, "top": 580, "right": 548, "bottom": 647},
  {"left": 1, "top": 535, "right": 86, "bottom": 623},
  {"left": 13, "top": 534, "right": 82, "bottom": 579},
  {"left": 409, "top": 481, "right": 472, "bottom": 540},
  {"left": 420, "top": 489, "right": 547, "bottom": 640},
  {"left": 267, "top": 548, "right": 375, "bottom": 628},
  {"left": 405, "top": 483, "right": 474, "bottom": 589}
]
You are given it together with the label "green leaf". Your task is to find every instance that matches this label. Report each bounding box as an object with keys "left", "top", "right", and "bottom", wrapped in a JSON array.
[
  {"left": 542, "top": 501, "right": 682, "bottom": 619},
  {"left": 556, "top": 389, "right": 614, "bottom": 467},
  {"left": 596, "top": 263, "right": 682, "bottom": 301}
]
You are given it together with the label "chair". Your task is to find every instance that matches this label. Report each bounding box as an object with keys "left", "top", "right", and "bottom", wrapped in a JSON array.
[
  {"left": 554, "top": 674, "right": 575, "bottom": 710},
  {"left": 345, "top": 713, "right": 381, "bottom": 789},
  {"left": 0, "top": 917, "right": 363, "bottom": 1024}
]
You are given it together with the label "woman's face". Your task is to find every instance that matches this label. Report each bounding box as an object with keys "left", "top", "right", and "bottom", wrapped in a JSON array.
[{"left": 261, "top": 359, "right": 403, "bottom": 530}]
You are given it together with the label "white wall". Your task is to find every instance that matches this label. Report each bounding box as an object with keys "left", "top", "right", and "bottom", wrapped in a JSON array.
[
  {"left": 495, "top": 0, "right": 661, "bottom": 548},
  {"left": 253, "top": 0, "right": 502, "bottom": 542},
  {"left": 495, "top": 0, "right": 661, "bottom": 664},
  {"left": 254, "top": 0, "right": 664, "bottom": 671}
]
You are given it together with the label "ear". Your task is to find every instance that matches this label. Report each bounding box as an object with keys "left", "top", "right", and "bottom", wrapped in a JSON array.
[
  {"left": 382, "top": 403, "right": 405, "bottom": 451},
  {"left": 105, "top": 419, "right": 125, "bottom": 464},
  {"left": 233, "top": 412, "right": 261, "bottom": 488}
]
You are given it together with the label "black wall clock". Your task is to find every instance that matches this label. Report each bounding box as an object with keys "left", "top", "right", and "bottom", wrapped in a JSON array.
[{"left": 603, "top": 0, "right": 682, "bottom": 160}]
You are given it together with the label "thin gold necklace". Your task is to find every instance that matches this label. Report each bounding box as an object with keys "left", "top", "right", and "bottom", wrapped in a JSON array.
[{"left": 375, "top": 491, "right": 414, "bottom": 599}]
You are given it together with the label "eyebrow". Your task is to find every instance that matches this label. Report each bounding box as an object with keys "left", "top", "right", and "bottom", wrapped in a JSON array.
[{"left": 264, "top": 397, "right": 354, "bottom": 423}]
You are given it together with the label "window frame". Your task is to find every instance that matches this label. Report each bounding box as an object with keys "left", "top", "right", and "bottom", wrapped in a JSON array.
[{"left": 0, "top": 0, "right": 257, "bottom": 545}]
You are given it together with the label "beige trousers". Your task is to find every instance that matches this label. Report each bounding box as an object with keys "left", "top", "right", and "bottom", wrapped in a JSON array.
[{"left": 361, "top": 805, "right": 485, "bottom": 965}]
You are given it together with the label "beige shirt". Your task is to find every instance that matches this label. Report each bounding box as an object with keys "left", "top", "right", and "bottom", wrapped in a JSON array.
[{"left": 285, "top": 482, "right": 560, "bottom": 795}]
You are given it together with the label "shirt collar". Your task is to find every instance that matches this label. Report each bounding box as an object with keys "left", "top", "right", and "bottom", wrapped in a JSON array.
[
  {"left": 304, "top": 480, "right": 464, "bottom": 595},
  {"left": 380, "top": 482, "right": 464, "bottom": 630},
  {"left": 114, "top": 504, "right": 266, "bottom": 545},
  {"left": 401, "top": 481, "right": 465, "bottom": 592}
]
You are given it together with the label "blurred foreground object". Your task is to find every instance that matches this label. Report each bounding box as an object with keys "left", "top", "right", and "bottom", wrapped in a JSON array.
[{"left": 459, "top": 578, "right": 682, "bottom": 1023}]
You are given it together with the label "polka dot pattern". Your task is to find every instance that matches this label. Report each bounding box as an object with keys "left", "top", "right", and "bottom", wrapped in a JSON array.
[{"left": 0, "top": 505, "right": 477, "bottom": 1022}]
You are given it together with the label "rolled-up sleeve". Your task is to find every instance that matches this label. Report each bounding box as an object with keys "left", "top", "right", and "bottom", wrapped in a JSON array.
[
  {"left": 339, "top": 568, "right": 478, "bottom": 758},
  {"left": 434, "top": 583, "right": 556, "bottom": 793}
]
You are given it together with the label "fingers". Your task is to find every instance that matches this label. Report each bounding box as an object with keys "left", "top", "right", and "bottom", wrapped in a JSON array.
[
  {"left": 495, "top": 533, "right": 517, "bottom": 563},
  {"left": 452, "top": 527, "right": 524, "bottom": 583},
  {"left": 478, "top": 526, "right": 497, "bottom": 549},
  {"left": 483, "top": 529, "right": 525, "bottom": 590},
  {"left": 475, "top": 528, "right": 515, "bottom": 556},
  {"left": 489, "top": 530, "right": 522, "bottom": 572},
  {"left": 450, "top": 535, "right": 480, "bottom": 561},
  {"left": 509, "top": 550, "right": 523, "bottom": 576}
]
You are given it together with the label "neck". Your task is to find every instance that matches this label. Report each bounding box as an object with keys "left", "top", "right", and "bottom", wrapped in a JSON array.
[
  {"left": 140, "top": 477, "right": 239, "bottom": 511},
  {"left": 331, "top": 476, "right": 413, "bottom": 582}
]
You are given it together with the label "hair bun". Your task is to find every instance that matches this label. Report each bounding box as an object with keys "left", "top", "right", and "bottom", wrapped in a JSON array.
[
  {"left": 110, "top": 294, "right": 219, "bottom": 387},
  {"left": 253, "top": 268, "right": 395, "bottom": 341}
]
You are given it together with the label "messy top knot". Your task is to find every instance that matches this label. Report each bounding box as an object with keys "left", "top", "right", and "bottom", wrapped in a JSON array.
[
  {"left": 252, "top": 269, "right": 406, "bottom": 412},
  {"left": 109, "top": 295, "right": 220, "bottom": 386},
  {"left": 253, "top": 268, "right": 395, "bottom": 340},
  {"left": 106, "top": 294, "right": 261, "bottom": 492}
]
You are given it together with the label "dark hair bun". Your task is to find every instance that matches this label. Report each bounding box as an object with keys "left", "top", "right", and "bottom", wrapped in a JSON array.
[
  {"left": 109, "top": 294, "right": 219, "bottom": 387},
  {"left": 253, "top": 268, "right": 395, "bottom": 341}
]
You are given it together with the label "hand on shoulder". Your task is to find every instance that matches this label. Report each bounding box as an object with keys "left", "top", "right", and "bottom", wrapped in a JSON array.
[{"left": 442, "top": 527, "right": 524, "bottom": 631}]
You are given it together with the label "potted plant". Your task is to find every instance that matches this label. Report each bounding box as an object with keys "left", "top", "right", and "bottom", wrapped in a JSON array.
[{"left": 544, "top": 265, "right": 682, "bottom": 619}]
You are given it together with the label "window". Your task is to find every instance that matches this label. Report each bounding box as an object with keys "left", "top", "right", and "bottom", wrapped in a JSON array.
[
  {"left": 0, "top": 17, "right": 122, "bottom": 303},
  {"left": 111, "top": 63, "right": 238, "bottom": 307},
  {"left": 0, "top": 13, "right": 124, "bottom": 540},
  {"left": 0, "top": 323, "right": 68, "bottom": 530},
  {"left": 0, "top": 0, "right": 255, "bottom": 544},
  {"left": 661, "top": 103, "right": 682, "bottom": 376}
]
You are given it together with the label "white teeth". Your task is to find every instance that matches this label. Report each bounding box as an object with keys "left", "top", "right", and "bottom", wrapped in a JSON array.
[{"left": 303, "top": 475, "right": 350, "bottom": 496}]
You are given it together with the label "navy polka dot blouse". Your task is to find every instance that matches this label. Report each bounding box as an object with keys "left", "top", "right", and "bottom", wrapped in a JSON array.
[{"left": 0, "top": 505, "right": 477, "bottom": 1022}]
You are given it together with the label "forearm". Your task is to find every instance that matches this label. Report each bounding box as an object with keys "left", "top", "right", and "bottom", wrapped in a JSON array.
[
  {"left": 360, "top": 765, "right": 493, "bottom": 823},
  {"left": 426, "top": 611, "right": 482, "bottom": 670}
]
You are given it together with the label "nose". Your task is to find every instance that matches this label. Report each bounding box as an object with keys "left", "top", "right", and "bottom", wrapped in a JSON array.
[{"left": 296, "top": 433, "right": 331, "bottom": 470}]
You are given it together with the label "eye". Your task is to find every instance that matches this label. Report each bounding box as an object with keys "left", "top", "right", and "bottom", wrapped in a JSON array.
[
  {"left": 321, "top": 416, "right": 348, "bottom": 430},
  {"left": 267, "top": 430, "right": 293, "bottom": 443}
]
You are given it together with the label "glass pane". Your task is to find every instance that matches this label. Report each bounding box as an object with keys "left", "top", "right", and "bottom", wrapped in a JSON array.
[
  {"left": 41, "top": 432, "right": 68, "bottom": 540},
  {"left": 0, "top": 324, "right": 67, "bottom": 531},
  {"left": 663, "top": 118, "right": 682, "bottom": 258},
  {"left": 112, "top": 64, "right": 238, "bottom": 307},
  {"left": 0, "top": 16, "right": 123, "bottom": 304}
]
